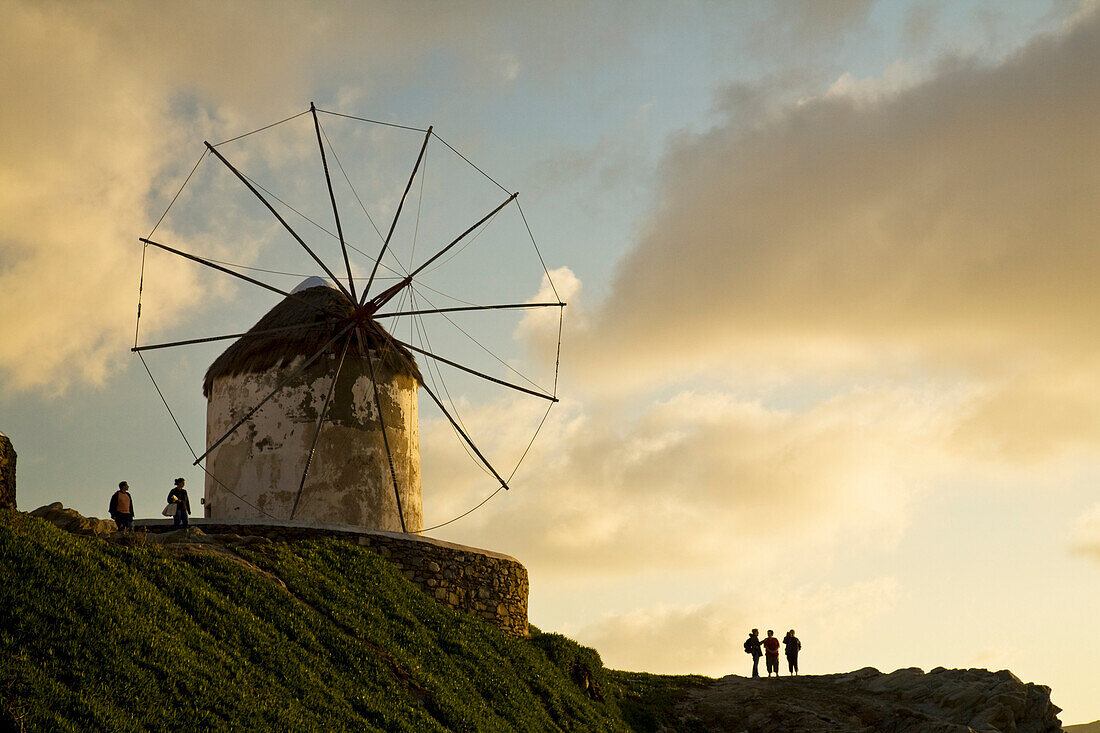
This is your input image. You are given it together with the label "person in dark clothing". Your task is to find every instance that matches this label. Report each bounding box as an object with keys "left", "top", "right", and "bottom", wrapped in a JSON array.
[
  {"left": 783, "top": 630, "right": 802, "bottom": 675},
  {"left": 743, "top": 629, "right": 763, "bottom": 678},
  {"left": 762, "top": 629, "right": 781, "bottom": 676},
  {"left": 109, "top": 481, "right": 135, "bottom": 532},
  {"left": 167, "top": 477, "right": 191, "bottom": 530}
]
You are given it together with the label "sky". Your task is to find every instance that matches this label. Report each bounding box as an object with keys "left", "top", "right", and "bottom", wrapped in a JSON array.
[{"left": 2, "top": 0, "right": 1099, "bottom": 724}]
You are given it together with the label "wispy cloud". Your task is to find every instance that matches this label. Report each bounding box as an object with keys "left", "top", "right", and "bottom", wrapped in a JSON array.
[
  {"left": 1070, "top": 502, "right": 1100, "bottom": 562},
  {"left": 573, "top": 6, "right": 1100, "bottom": 467},
  {"left": 0, "top": 0, "right": 514, "bottom": 394},
  {"left": 428, "top": 6, "right": 1100, "bottom": 589},
  {"left": 428, "top": 374, "right": 953, "bottom": 575}
]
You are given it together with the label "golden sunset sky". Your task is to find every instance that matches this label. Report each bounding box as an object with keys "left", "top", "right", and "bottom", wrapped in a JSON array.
[{"left": 2, "top": 0, "right": 1098, "bottom": 723}]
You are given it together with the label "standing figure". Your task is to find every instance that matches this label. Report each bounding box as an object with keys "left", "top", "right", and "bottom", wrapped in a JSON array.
[
  {"left": 783, "top": 630, "right": 802, "bottom": 675},
  {"left": 743, "top": 629, "right": 763, "bottom": 678},
  {"left": 168, "top": 477, "right": 191, "bottom": 530},
  {"left": 762, "top": 629, "right": 781, "bottom": 676},
  {"left": 109, "top": 481, "right": 135, "bottom": 532}
]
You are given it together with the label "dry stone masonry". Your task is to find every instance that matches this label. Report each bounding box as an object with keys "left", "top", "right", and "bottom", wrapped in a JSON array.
[
  {"left": 360, "top": 530, "right": 530, "bottom": 638},
  {"left": 138, "top": 519, "right": 530, "bottom": 637},
  {"left": 28, "top": 503, "right": 530, "bottom": 637},
  {"left": 0, "top": 432, "right": 15, "bottom": 510}
]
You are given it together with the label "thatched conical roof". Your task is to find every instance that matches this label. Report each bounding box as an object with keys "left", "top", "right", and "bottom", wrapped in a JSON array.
[{"left": 203, "top": 284, "right": 421, "bottom": 397}]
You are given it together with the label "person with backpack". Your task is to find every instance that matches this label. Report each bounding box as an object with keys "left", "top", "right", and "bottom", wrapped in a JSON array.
[
  {"left": 762, "top": 629, "right": 781, "bottom": 676},
  {"left": 743, "top": 629, "right": 763, "bottom": 678},
  {"left": 167, "top": 477, "right": 191, "bottom": 530},
  {"left": 108, "top": 481, "right": 135, "bottom": 532},
  {"left": 783, "top": 630, "right": 802, "bottom": 675}
]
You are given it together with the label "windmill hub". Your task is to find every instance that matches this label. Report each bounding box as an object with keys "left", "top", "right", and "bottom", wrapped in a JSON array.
[{"left": 351, "top": 305, "right": 376, "bottom": 323}]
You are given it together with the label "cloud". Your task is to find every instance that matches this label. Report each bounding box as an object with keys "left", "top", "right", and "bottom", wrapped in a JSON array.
[
  {"left": 0, "top": 3, "right": 193, "bottom": 392},
  {"left": 515, "top": 266, "right": 581, "bottom": 363},
  {"left": 1070, "top": 503, "right": 1100, "bottom": 561},
  {"left": 427, "top": 381, "right": 952, "bottom": 574},
  {"left": 577, "top": 578, "right": 898, "bottom": 675},
  {"left": 824, "top": 59, "right": 930, "bottom": 104},
  {"left": 763, "top": 0, "right": 875, "bottom": 44},
  {"left": 903, "top": 3, "right": 941, "bottom": 53},
  {"left": 576, "top": 6, "right": 1100, "bottom": 465},
  {"left": 421, "top": 7, "right": 1100, "bottom": 588},
  {"left": 736, "top": 0, "right": 873, "bottom": 65},
  {"left": 0, "top": 0, "right": 521, "bottom": 394}
]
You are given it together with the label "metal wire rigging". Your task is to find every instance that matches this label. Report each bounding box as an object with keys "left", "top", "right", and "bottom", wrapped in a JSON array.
[{"left": 133, "top": 103, "right": 565, "bottom": 533}]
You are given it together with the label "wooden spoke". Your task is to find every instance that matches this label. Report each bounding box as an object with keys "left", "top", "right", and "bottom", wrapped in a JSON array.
[
  {"left": 406, "top": 192, "right": 517, "bottom": 281},
  {"left": 392, "top": 337, "right": 557, "bottom": 402},
  {"left": 366, "top": 192, "right": 518, "bottom": 312},
  {"left": 193, "top": 322, "right": 357, "bottom": 466},
  {"left": 205, "top": 141, "right": 353, "bottom": 302},
  {"left": 420, "top": 379, "right": 510, "bottom": 491},
  {"left": 359, "top": 328, "right": 407, "bottom": 532},
  {"left": 310, "top": 102, "right": 356, "bottom": 301},
  {"left": 140, "top": 237, "right": 348, "bottom": 320},
  {"left": 289, "top": 332, "right": 353, "bottom": 520},
  {"left": 363, "top": 126, "right": 433, "bottom": 302},
  {"left": 132, "top": 321, "right": 338, "bottom": 353},
  {"left": 374, "top": 302, "right": 565, "bottom": 318}
]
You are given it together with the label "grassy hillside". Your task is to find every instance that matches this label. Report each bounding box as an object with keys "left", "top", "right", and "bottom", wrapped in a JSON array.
[{"left": 0, "top": 509, "right": 702, "bottom": 732}]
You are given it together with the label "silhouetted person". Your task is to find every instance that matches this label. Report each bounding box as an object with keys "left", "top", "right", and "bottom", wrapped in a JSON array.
[
  {"left": 743, "top": 628, "right": 763, "bottom": 678},
  {"left": 109, "top": 481, "right": 134, "bottom": 532},
  {"left": 783, "top": 629, "right": 801, "bottom": 675},
  {"left": 762, "top": 629, "right": 781, "bottom": 676},
  {"left": 168, "top": 477, "right": 190, "bottom": 530}
]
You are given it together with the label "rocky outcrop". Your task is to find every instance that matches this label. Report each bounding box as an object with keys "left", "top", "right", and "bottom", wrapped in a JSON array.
[
  {"left": 30, "top": 502, "right": 116, "bottom": 537},
  {"left": 0, "top": 432, "right": 15, "bottom": 510},
  {"left": 1065, "top": 722, "right": 1100, "bottom": 733},
  {"left": 676, "top": 666, "right": 1062, "bottom": 732}
]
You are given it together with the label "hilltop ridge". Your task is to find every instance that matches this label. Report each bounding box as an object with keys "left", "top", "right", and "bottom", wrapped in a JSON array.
[
  {"left": 670, "top": 666, "right": 1062, "bottom": 732},
  {"left": 0, "top": 508, "right": 625, "bottom": 731},
  {"left": 0, "top": 507, "right": 1065, "bottom": 732}
]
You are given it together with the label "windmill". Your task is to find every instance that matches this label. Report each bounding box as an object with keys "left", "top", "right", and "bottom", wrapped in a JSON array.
[{"left": 133, "top": 103, "right": 564, "bottom": 533}]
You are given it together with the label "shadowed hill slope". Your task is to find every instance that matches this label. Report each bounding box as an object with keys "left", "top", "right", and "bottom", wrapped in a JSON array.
[
  {"left": 0, "top": 508, "right": 1067, "bottom": 732},
  {"left": 0, "top": 510, "right": 628, "bottom": 732}
]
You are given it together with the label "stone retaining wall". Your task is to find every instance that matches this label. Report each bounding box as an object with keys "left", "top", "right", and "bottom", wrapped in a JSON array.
[
  {"left": 136, "top": 519, "right": 529, "bottom": 637},
  {"left": 0, "top": 432, "right": 15, "bottom": 510}
]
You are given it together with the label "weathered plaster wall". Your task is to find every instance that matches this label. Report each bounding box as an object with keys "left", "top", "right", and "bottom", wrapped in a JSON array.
[
  {"left": 205, "top": 355, "right": 421, "bottom": 532},
  {"left": 0, "top": 432, "right": 15, "bottom": 510},
  {"left": 138, "top": 519, "right": 529, "bottom": 637}
]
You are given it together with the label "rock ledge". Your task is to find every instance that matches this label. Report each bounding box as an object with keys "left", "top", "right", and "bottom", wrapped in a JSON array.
[{"left": 677, "top": 665, "right": 1062, "bottom": 732}]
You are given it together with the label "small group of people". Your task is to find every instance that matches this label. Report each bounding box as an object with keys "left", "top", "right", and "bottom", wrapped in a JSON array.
[
  {"left": 743, "top": 628, "right": 801, "bottom": 677},
  {"left": 107, "top": 477, "right": 192, "bottom": 532}
]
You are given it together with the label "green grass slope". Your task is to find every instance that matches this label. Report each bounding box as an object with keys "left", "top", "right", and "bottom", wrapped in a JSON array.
[{"left": 0, "top": 509, "right": 700, "bottom": 732}]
